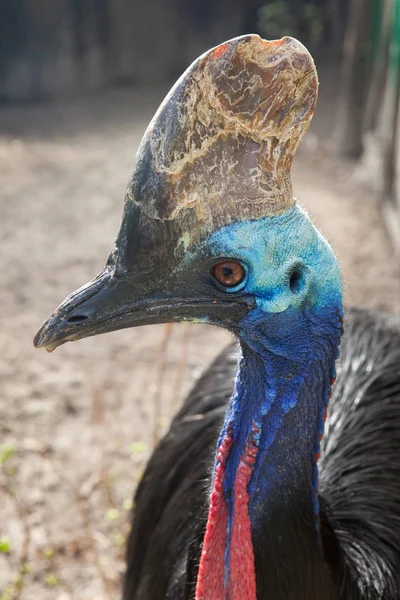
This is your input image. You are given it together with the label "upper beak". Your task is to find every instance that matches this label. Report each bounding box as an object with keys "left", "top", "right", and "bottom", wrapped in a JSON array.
[{"left": 33, "top": 268, "right": 184, "bottom": 352}]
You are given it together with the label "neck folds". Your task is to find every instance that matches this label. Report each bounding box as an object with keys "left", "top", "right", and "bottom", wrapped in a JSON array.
[{"left": 195, "top": 311, "right": 341, "bottom": 600}]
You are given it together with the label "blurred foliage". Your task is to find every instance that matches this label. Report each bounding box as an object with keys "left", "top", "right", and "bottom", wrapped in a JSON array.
[
  {"left": 42, "top": 546, "right": 55, "bottom": 560},
  {"left": 106, "top": 508, "right": 121, "bottom": 522},
  {"left": 43, "top": 573, "right": 59, "bottom": 588},
  {"left": 123, "top": 497, "right": 134, "bottom": 511},
  {"left": 0, "top": 538, "right": 11, "bottom": 554},
  {"left": 258, "top": 1, "right": 296, "bottom": 39},
  {"left": 0, "top": 443, "right": 16, "bottom": 465},
  {"left": 129, "top": 441, "right": 147, "bottom": 456},
  {"left": 258, "top": 1, "right": 325, "bottom": 50}
]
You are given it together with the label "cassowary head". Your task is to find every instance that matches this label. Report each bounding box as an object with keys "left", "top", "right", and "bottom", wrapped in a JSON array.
[{"left": 34, "top": 35, "right": 342, "bottom": 355}]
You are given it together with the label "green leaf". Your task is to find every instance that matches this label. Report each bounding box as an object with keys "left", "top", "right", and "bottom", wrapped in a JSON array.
[
  {"left": 43, "top": 546, "right": 55, "bottom": 559},
  {"left": 43, "top": 573, "right": 59, "bottom": 587},
  {"left": 0, "top": 587, "right": 12, "bottom": 600},
  {"left": 129, "top": 442, "right": 146, "bottom": 455},
  {"left": 0, "top": 538, "right": 11, "bottom": 553},
  {"left": 0, "top": 444, "right": 16, "bottom": 465},
  {"left": 113, "top": 532, "right": 126, "bottom": 546},
  {"left": 105, "top": 508, "right": 120, "bottom": 521},
  {"left": 122, "top": 498, "right": 133, "bottom": 511}
]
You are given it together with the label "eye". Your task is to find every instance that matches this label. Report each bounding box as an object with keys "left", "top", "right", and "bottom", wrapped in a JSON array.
[{"left": 212, "top": 260, "right": 246, "bottom": 288}]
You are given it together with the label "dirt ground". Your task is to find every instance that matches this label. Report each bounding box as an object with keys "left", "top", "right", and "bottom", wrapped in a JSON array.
[{"left": 0, "top": 77, "right": 399, "bottom": 600}]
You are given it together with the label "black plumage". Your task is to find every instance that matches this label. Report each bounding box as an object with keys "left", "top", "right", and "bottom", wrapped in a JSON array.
[{"left": 124, "top": 308, "right": 400, "bottom": 600}]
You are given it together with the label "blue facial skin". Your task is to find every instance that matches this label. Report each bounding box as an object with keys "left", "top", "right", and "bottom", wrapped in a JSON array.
[{"left": 206, "top": 204, "right": 343, "bottom": 567}]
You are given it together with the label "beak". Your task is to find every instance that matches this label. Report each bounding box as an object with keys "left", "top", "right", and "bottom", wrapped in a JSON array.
[{"left": 33, "top": 266, "right": 249, "bottom": 352}]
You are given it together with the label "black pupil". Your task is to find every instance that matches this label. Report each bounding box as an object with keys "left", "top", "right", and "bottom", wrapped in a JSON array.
[{"left": 222, "top": 266, "right": 234, "bottom": 278}]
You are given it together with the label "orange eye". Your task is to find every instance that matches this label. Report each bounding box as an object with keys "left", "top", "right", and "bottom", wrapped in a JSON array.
[{"left": 213, "top": 261, "right": 245, "bottom": 288}]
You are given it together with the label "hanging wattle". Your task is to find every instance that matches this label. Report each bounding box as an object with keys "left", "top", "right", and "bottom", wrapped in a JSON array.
[
  {"left": 228, "top": 422, "right": 260, "bottom": 599},
  {"left": 195, "top": 424, "right": 260, "bottom": 600},
  {"left": 195, "top": 431, "right": 232, "bottom": 600}
]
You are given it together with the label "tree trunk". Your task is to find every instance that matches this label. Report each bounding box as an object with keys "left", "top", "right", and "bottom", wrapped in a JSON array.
[
  {"left": 363, "top": 0, "right": 392, "bottom": 133},
  {"left": 380, "top": 0, "right": 400, "bottom": 206},
  {"left": 334, "top": 0, "right": 373, "bottom": 157}
]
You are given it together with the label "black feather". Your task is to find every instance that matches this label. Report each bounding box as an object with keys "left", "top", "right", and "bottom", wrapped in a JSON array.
[{"left": 320, "top": 308, "right": 400, "bottom": 599}]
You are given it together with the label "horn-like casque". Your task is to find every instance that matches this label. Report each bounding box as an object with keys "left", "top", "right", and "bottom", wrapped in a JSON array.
[{"left": 114, "top": 34, "right": 318, "bottom": 272}]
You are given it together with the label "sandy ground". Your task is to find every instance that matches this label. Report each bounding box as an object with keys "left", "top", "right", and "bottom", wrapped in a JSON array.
[{"left": 0, "top": 80, "right": 399, "bottom": 600}]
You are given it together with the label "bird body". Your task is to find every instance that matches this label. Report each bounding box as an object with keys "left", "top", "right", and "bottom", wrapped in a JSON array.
[
  {"left": 123, "top": 308, "right": 400, "bottom": 600},
  {"left": 34, "top": 35, "right": 400, "bottom": 600}
]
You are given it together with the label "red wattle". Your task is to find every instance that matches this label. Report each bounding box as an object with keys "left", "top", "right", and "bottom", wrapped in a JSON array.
[
  {"left": 195, "top": 431, "right": 233, "bottom": 600},
  {"left": 228, "top": 425, "right": 259, "bottom": 600},
  {"left": 195, "top": 423, "right": 259, "bottom": 600}
]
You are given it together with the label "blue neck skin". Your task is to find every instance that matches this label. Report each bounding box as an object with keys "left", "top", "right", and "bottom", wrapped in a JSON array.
[
  {"left": 206, "top": 204, "right": 343, "bottom": 565},
  {"left": 220, "top": 305, "right": 341, "bottom": 533}
]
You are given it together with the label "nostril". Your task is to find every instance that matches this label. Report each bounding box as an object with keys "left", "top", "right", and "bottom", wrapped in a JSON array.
[{"left": 67, "top": 314, "right": 88, "bottom": 324}]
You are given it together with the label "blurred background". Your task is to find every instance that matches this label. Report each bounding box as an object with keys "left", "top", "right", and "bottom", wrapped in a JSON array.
[{"left": 0, "top": 1, "right": 399, "bottom": 599}]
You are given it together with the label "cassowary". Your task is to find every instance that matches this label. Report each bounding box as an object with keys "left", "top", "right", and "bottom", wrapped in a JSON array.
[{"left": 34, "top": 35, "right": 400, "bottom": 599}]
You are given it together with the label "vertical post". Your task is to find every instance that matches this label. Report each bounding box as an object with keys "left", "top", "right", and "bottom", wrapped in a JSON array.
[
  {"left": 0, "top": 0, "right": 31, "bottom": 101},
  {"left": 381, "top": 0, "right": 400, "bottom": 205},
  {"left": 334, "top": 0, "right": 373, "bottom": 157},
  {"left": 70, "top": 0, "right": 112, "bottom": 90},
  {"left": 376, "top": 0, "right": 400, "bottom": 254},
  {"left": 364, "top": 0, "right": 392, "bottom": 133}
]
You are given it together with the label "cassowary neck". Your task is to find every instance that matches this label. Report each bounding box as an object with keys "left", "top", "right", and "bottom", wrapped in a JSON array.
[{"left": 196, "top": 308, "right": 342, "bottom": 600}]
